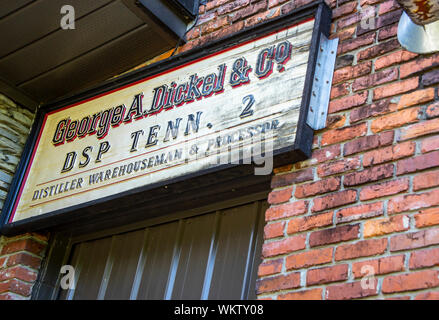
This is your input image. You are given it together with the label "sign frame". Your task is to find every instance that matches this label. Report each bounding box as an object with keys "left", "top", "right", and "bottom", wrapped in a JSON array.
[{"left": 0, "top": 0, "right": 332, "bottom": 235}]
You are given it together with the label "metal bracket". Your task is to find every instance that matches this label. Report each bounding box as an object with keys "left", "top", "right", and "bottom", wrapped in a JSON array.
[{"left": 306, "top": 33, "right": 339, "bottom": 130}]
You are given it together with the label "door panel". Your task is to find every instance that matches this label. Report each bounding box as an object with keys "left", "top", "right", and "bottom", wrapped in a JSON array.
[{"left": 59, "top": 200, "right": 267, "bottom": 300}]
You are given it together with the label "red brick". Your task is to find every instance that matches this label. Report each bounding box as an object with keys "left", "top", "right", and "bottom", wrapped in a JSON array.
[
  {"left": 370, "top": 107, "right": 420, "bottom": 133},
  {"left": 326, "top": 281, "right": 378, "bottom": 300},
  {"left": 332, "top": 62, "right": 372, "bottom": 84},
  {"left": 389, "top": 189, "right": 439, "bottom": 214},
  {"left": 264, "top": 221, "right": 285, "bottom": 239},
  {"left": 256, "top": 272, "right": 301, "bottom": 294},
  {"left": 352, "top": 255, "right": 405, "bottom": 278},
  {"left": 5, "top": 253, "right": 42, "bottom": 270},
  {"left": 398, "top": 118, "right": 439, "bottom": 141},
  {"left": 336, "top": 202, "right": 383, "bottom": 223},
  {"left": 317, "top": 157, "right": 361, "bottom": 178},
  {"left": 352, "top": 68, "right": 398, "bottom": 92},
  {"left": 332, "top": 1, "right": 357, "bottom": 18},
  {"left": 375, "top": 50, "right": 418, "bottom": 70},
  {"left": 321, "top": 123, "right": 367, "bottom": 146},
  {"left": 326, "top": 114, "right": 346, "bottom": 129},
  {"left": 373, "top": 77, "right": 419, "bottom": 101},
  {"left": 415, "top": 207, "right": 439, "bottom": 228},
  {"left": 350, "top": 100, "right": 397, "bottom": 123},
  {"left": 271, "top": 168, "right": 313, "bottom": 188},
  {"left": 307, "top": 264, "right": 348, "bottom": 286},
  {"left": 287, "top": 211, "right": 333, "bottom": 234},
  {"left": 0, "top": 279, "right": 32, "bottom": 297},
  {"left": 268, "top": 187, "right": 293, "bottom": 204},
  {"left": 278, "top": 288, "right": 322, "bottom": 300},
  {"left": 0, "top": 266, "right": 37, "bottom": 283},
  {"left": 360, "top": 178, "right": 409, "bottom": 201},
  {"left": 413, "top": 170, "right": 439, "bottom": 191},
  {"left": 0, "top": 239, "right": 46, "bottom": 256},
  {"left": 344, "top": 163, "right": 394, "bottom": 187},
  {"left": 378, "top": 0, "right": 400, "bottom": 15},
  {"left": 205, "top": 0, "right": 233, "bottom": 11},
  {"left": 245, "top": 7, "right": 280, "bottom": 26},
  {"left": 363, "top": 141, "right": 415, "bottom": 167},
  {"left": 357, "top": 39, "right": 400, "bottom": 61},
  {"left": 390, "top": 228, "right": 439, "bottom": 251},
  {"left": 426, "top": 101, "right": 439, "bottom": 119},
  {"left": 268, "top": 0, "right": 288, "bottom": 9},
  {"left": 337, "top": 11, "right": 362, "bottom": 29},
  {"left": 382, "top": 270, "right": 439, "bottom": 293},
  {"left": 217, "top": 0, "right": 250, "bottom": 15},
  {"left": 400, "top": 53, "right": 439, "bottom": 79},
  {"left": 421, "top": 66, "right": 439, "bottom": 86},
  {"left": 397, "top": 88, "right": 435, "bottom": 110},
  {"left": 185, "top": 27, "right": 200, "bottom": 40},
  {"left": 415, "top": 291, "right": 439, "bottom": 300},
  {"left": 376, "top": 8, "right": 402, "bottom": 28},
  {"left": 265, "top": 201, "right": 308, "bottom": 221},
  {"left": 310, "top": 145, "right": 341, "bottom": 165},
  {"left": 421, "top": 136, "right": 439, "bottom": 153},
  {"left": 422, "top": 69, "right": 439, "bottom": 85},
  {"left": 335, "top": 238, "right": 387, "bottom": 261},
  {"left": 343, "top": 131, "right": 394, "bottom": 156},
  {"left": 337, "top": 30, "right": 375, "bottom": 55},
  {"left": 397, "top": 150, "right": 439, "bottom": 175},
  {"left": 331, "top": 26, "right": 356, "bottom": 41},
  {"left": 364, "top": 215, "right": 409, "bottom": 238},
  {"left": 294, "top": 177, "right": 341, "bottom": 199},
  {"left": 285, "top": 247, "right": 333, "bottom": 270},
  {"left": 229, "top": 0, "right": 267, "bottom": 23},
  {"left": 309, "top": 224, "right": 359, "bottom": 247},
  {"left": 258, "top": 258, "right": 283, "bottom": 277},
  {"left": 312, "top": 190, "right": 357, "bottom": 213},
  {"left": 330, "top": 83, "right": 350, "bottom": 99},
  {"left": 200, "top": 16, "right": 229, "bottom": 34},
  {"left": 262, "top": 235, "right": 306, "bottom": 257},
  {"left": 328, "top": 92, "right": 368, "bottom": 114},
  {"left": 377, "top": 23, "right": 398, "bottom": 40},
  {"left": 409, "top": 247, "right": 439, "bottom": 270}
]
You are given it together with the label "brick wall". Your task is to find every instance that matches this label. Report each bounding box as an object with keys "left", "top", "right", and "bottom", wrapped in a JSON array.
[
  {"left": 172, "top": 0, "right": 438, "bottom": 300},
  {"left": 0, "top": 94, "right": 48, "bottom": 299},
  {"left": 250, "top": 0, "right": 439, "bottom": 300}
]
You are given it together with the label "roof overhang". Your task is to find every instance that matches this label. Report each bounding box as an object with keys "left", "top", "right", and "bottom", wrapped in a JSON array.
[{"left": 0, "top": 0, "right": 198, "bottom": 110}]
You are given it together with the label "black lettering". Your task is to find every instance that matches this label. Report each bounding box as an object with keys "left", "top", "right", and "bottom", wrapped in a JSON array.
[
  {"left": 62, "top": 152, "right": 77, "bottom": 173},
  {"left": 146, "top": 125, "right": 160, "bottom": 148},
  {"left": 130, "top": 130, "right": 144, "bottom": 152},
  {"left": 123, "top": 93, "right": 144, "bottom": 122},
  {"left": 96, "top": 108, "right": 113, "bottom": 139},
  {"left": 111, "top": 105, "right": 125, "bottom": 127},
  {"left": 163, "top": 118, "right": 182, "bottom": 142},
  {"left": 77, "top": 116, "right": 91, "bottom": 138},
  {"left": 184, "top": 112, "right": 202, "bottom": 136},
  {"left": 255, "top": 45, "right": 275, "bottom": 79},
  {"left": 65, "top": 120, "right": 79, "bottom": 142},
  {"left": 79, "top": 146, "right": 93, "bottom": 168},
  {"left": 52, "top": 118, "right": 70, "bottom": 145},
  {"left": 148, "top": 85, "right": 167, "bottom": 114},
  {"left": 96, "top": 141, "right": 110, "bottom": 163},
  {"left": 184, "top": 74, "right": 203, "bottom": 102}
]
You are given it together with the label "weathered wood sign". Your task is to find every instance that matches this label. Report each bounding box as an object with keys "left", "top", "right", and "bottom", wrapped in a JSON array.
[{"left": 1, "top": 2, "right": 334, "bottom": 233}]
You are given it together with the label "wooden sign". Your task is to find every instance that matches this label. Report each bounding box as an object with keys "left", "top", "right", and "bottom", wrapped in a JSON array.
[{"left": 1, "top": 2, "right": 333, "bottom": 233}]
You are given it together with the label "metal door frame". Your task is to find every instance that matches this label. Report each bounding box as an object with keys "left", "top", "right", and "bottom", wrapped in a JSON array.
[{"left": 32, "top": 191, "right": 268, "bottom": 300}]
